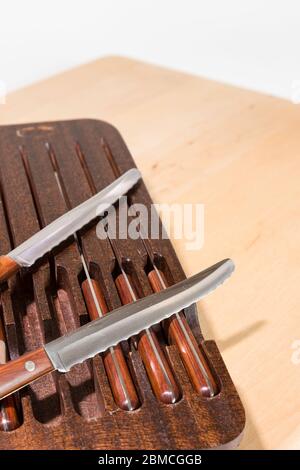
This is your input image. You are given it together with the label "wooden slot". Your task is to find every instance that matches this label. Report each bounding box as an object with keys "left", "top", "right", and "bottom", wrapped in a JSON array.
[{"left": 82, "top": 278, "right": 140, "bottom": 411}]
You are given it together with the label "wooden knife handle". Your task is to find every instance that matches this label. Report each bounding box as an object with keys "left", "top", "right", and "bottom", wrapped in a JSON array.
[
  {"left": 0, "top": 395, "right": 21, "bottom": 432},
  {"left": 81, "top": 279, "right": 139, "bottom": 411},
  {"left": 148, "top": 270, "right": 218, "bottom": 397},
  {"left": 115, "top": 273, "right": 181, "bottom": 404},
  {"left": 0, "top": 256, "right": 20, "bottom": 283},
  {"left": 0, "top": 348, "right": 54, "bottom": 400},
  {"left": 0, "top": 315, "right": 21, "bottom": 431}
]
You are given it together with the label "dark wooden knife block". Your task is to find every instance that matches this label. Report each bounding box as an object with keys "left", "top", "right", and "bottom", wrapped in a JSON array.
[{"left": 0, "top": 119, "right": 245, "bottom": 449}]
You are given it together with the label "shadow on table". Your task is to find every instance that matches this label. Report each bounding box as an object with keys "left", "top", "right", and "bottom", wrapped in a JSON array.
[
  {"left": 198, "top": 305, "right": 266, "bottom": 450},
  {"left": 216, "top": 320, "right": 266, "bottom": 352}
]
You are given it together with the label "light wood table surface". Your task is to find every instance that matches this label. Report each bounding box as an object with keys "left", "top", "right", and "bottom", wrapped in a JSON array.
[{"left": 1, "top": 57, "right": 299, "bottom": 450}]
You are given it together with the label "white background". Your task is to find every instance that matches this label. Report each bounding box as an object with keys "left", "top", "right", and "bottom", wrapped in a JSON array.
[{"left": 0, "top": 0, "right": 299, "bottom": 99}]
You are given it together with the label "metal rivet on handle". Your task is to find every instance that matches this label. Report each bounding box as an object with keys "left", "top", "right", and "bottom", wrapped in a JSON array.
[{"left": 24, "top": 360, "right": 36, "bottom": 372}]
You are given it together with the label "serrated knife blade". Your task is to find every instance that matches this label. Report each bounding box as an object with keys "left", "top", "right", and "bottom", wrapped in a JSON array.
[
  {"left": 0, "top": 169, "right": 141, "bottom": 281},
  {"left": 0, "top": 258, "right": 234, "bottom": 399},
  {"left": 46, "top": 258, "right": 234, "bottom": 372}
]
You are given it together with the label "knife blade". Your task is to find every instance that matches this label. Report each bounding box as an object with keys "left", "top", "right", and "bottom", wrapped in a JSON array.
[
  {"left": 0, "top": 168, "right": 141, "bottom": 281},
  {"left": 0, "top": 258, "right": 234, "bottom": 399}
]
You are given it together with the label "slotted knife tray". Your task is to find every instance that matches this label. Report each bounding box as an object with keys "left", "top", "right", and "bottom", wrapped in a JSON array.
[{"left": 0, "top": 119, "right": 245, "bottom": 449}]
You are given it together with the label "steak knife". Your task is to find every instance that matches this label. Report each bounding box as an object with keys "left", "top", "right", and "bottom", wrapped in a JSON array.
[
  {"left": 0, "top": 168, "right": 141, "bottom": 281},
  {"left": 0, "top": 258, "right": 234, "bottom": 400}
]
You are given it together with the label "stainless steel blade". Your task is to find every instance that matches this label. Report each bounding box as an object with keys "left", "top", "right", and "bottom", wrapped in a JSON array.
[
  {"left": 45, "top": 259, "right": 234, "bottom": 372},
  {"left": 8, "top": 169, "right": 141, "bottom": 267}
]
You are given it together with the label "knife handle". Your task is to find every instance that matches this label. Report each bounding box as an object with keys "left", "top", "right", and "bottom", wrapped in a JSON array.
[
  {"left": 0, "top": 394, "right": 21, "bottom": 432},
  {"left": 148, "top": 270, "right": 218, "bottom": 397},
  {"left": 0, "top": 315, "right": 21, "bottom": 431},
  {"left": 81, "top": 279, "right": 140, "bottom": 411},
  {"left": 0, "top": 348, "right": 54, "bottom": 400},
  {"left": 0, "top": 256, "right": 19, "bottom": 283},
  {"left": 115, "top": 273, "right": 181, "bottom": 405}
]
